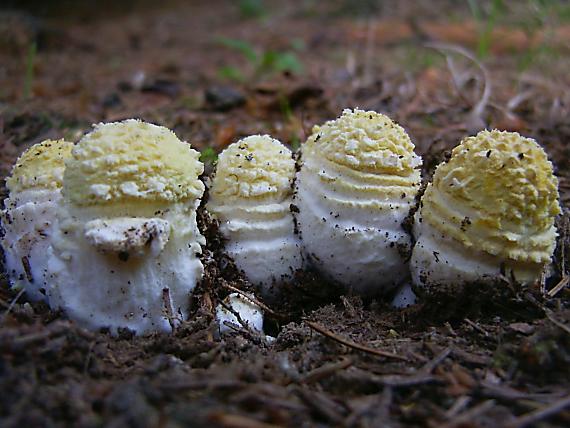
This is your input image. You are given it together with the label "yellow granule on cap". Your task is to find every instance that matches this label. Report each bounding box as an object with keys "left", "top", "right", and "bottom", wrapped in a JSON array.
[
  {"left": 64, "top": 119, "right": 204, "bottom": 205},
  {"left": 6, "top": 139, "right": 74, "bottom": 193},
  {"left": 209, "top": 135, "right": 295, "bottom": 201},
  {"left": 304, "top": 108, "right": 421, "bottom": 176},
  {"left": 422, "top": 129, "right": 561, "bottom": 263}
]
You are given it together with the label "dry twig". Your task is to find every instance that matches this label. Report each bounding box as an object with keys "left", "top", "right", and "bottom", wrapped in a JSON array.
[
  {"left": 421, "top": 347, "right": 451, "bottom": 374},
  {"left": 425, "top": 42, "right": 491, "bottom": 129},
  {"left": 479, "top": 382, "right": 566, "bottom": 404},
  {"left": 300, "top": 357, "right": 353, "bottom": 384},
  {"left": 441, "top": 400, "right": 496, "bottom": 428},
  {"left": 208, "top": 412, "right": 282, "bottom": 428},
  {"left": 162, "top": 287, "right": 178, "bottom": 332},
  {"left": 1, "top": 287, "right": 26, "bottom": 323},
  {"left": 304, "top": 320, "right": 408, "bottom": 361},
  {"left": 505, "top": 395, "right": 570, "bottom": 428},
  {"left": 545, "top": 311, "right": 570, "bottom": 336},
  {"left": 547, "top": 276, "right": 569, "bottom": 298},
  {"left": 464, "top": 318, "right": 489, "bottom": 337}
]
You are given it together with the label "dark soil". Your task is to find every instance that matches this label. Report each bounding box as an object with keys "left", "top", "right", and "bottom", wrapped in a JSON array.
[{"left": 1, "top": 1, "right": 569, "bottom": 427}]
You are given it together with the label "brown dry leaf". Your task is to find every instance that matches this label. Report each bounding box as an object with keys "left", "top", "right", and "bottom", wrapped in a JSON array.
[
  {"left": 492, "top": 113, "right": 529, "bottom": 133},
  {"left": 451, "top": 364, "right": 477, "bottom": 389},
  {"left": 419, "top": 21, "right": 530, "bottom": 54},
  {"left": 345, "top": 20, "right": 413, "bottom": 45},
  {"left": 214, "top": 123, "right": 237, "bottom": 149}
]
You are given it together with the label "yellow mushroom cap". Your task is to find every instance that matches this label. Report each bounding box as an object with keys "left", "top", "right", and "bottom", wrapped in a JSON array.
[
  {"left": 421, "top": 129, "right": 561, "bottom": 263},
  {"left": 209, "top": 135, "right": 295, "bottom": 201},
  {"left": 64, "top": 119, "right": 204, "bottom": 206},
  {"left": 304, "top": 108, "right": 421, "bottom": 176},
  {"left": 6, "top": 139, "right": 74, "bottom": 194}
]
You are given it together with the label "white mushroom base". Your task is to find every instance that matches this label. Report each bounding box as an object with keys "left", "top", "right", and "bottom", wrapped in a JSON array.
[
  {"left": 391, "top": 283, "right": 417, "bottom": 308},
  {"left": 47, "top": 201, "right": 204, "bottom": 335},
  {"left": 411, "top": 218, "right": 543, "bottom": 289},
  {"left": 1, "top": 189, "right": 62, "bottom": 302},
  {"left": 216, "top": 293, "right": 264, "bottom": 334},
  {"left": 295, "top": 158, "right": 415, "bottom": 296},
  {"left": 210, "top": 201, "right": 302, "bottom": 300}
]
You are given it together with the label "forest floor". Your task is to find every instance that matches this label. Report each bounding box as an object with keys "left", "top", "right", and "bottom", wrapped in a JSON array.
[{"left": 0, "top": 1, "right": 569, "bottom": 426}]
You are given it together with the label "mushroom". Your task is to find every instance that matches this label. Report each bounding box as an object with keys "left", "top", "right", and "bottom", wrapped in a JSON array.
[
  {"left": 294, "top": 109, "right": 422, "bottom": 295},
  {"left": 47, "top": 119, "right": 205, "bottom": 334},
  {"left": 207, "top": 135, "right": 302, "bottom": 300},
  {"left": 216, "top": 293, "right": 264, "bottom": 335},
  {"left": 1, "top": 139, "right": 73, "bottom": 301},
  {"left": 391, "top": 283, "right": 417, "bottom": 308},
  {"left": 411, "top": 130, "right": 561, "bottom": 289}
]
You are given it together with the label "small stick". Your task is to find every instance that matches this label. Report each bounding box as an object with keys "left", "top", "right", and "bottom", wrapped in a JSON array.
[
  {"left": 547, "top": 275, "right": 569, "bottom": 298},
  {"left": 305, "top": 320, "right": 408, "bottom": 361},
  {"left": 445, "top": 396, "right": 471, "bottom": 419},
  {"left": 162, "top": 288, "right": 177, "bottom": 332},
  {"left": 421, "top": 347, "right": 451, "bottom": 374},
  {"left": 545, "top": 311, "right": 570, "bottom": 336},
  {"left": 208, "top": 412, "right": 281, "bottom": 428},
  {"left": 1, "top": 287, "right": 26, "bottom": 323},
  {"left": 21, "top": 256, "right": 33, "bottom": 283},
  {"left": 299, "top": 357, "right": 353, "bottom": 384},
  {"left": 505, "top": 395, "right": 570, "bottom": 428},
  {"left": 83, "top": 341, "right": 96, "bottom": 375},
  {"left": 441, "top": 400, "right": 495, "bottom": 428},
  {"left": 202, "top": 290, "right": 214, "bottom": 342},
  {"left": 523, "top": 293, "right": 570, "bottom": 335},
  {"left": 425, "top": 42, "right": 491, "bottom": 125},
  {"left": 464, "top": 318, "right": 489, "bottom": 337},
  {"left": 7, "top": 323, "right": 68, "bottom": 350}
]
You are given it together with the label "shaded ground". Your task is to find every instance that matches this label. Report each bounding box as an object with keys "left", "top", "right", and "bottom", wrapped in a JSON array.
[{"left": 1, "top": 1, "right": 569, "bottom": 426}]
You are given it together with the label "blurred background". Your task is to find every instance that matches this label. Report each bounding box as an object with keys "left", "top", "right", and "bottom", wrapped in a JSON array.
[{"left": 0, "top": 0, "right": 568, "bottom": 201}]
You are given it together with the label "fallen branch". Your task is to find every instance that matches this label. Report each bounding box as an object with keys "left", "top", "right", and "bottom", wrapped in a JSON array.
[{"left": 304, "top": 320, "right": 408, "bottom": 361}]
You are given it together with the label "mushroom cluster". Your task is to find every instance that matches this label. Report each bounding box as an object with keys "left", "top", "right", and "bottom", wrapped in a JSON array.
[{"left": 0, "top": 113, "right": 563, "bottom": 335}]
